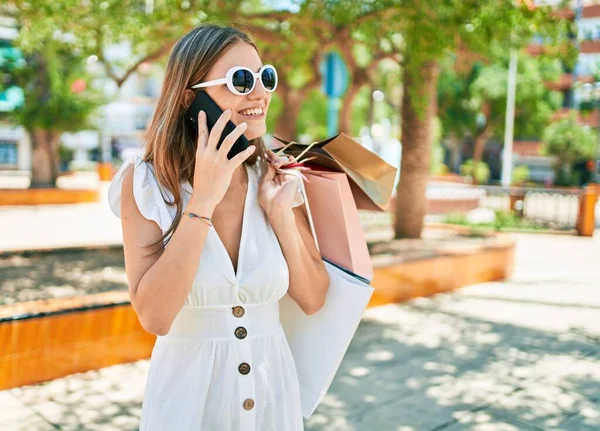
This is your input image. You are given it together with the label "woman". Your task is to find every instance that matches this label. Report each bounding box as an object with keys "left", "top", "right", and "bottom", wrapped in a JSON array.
[{"left": 107, "top": 23, "right": 330, "bottom": 430}]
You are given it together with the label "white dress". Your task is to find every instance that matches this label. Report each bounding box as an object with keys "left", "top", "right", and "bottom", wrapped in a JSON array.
[{"left": 107, "top": 152, "right": 304, "bottom": 431}]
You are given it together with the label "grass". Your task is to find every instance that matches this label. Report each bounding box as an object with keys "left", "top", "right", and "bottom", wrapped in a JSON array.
[{"left": 442, "top": 210, "right": 563, "bottom": 234}]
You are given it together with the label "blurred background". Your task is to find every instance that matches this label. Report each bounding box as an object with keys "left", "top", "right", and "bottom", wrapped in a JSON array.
[{"left": 0, "top": 0, "right": 599, "bottom": 430}]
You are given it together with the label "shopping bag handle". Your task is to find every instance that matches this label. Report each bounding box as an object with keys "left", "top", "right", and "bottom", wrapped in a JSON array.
[{"left": 275, "top": 168, "right": 320, "bottom": 253}]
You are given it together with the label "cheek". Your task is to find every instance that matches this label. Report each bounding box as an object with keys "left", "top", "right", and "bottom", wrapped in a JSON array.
[{"left": 207, "top": 88, "right": 240, "bottom": 118}]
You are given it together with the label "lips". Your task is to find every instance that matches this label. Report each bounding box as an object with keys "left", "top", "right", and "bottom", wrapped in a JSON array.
[{"left": 238, "top": 107, "right": 264, "bottom": 117}]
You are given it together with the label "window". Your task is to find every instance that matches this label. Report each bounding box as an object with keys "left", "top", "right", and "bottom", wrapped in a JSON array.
[{"left": 0, "top": 141, "right": 18, "bottom": 166}]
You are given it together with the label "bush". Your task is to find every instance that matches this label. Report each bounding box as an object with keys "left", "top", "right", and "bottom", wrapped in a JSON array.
[
  {"left": 542, "top": 114, "right": 596, "bottom": 186},
  {"left": 443, "top": 209, "right": 550, "bottom": 232},
  {"left": 512, "top": 165, "right": 529, "bottom": 185},
  {"left": 460, "top": 159, "right": 491, "bottom": 184},
  {"left": 58, "top": 144, "right": 74, "bottom": 163}
]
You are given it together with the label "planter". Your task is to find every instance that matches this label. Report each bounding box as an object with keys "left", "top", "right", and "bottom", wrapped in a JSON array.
[
  {"left": 0, "top": 227, "right": 516, "bottom": 390},
  {"left": 0, "top": 188, "right": 100, "bottom": 206},
  {"left": 97, "top": 162, "right": 114, "bottom": 181},
  {"left": 368, "top": 227, "right": 515, "bottom": 307},
  {"left": 0, "top": 292, "right": 154, "bottom": 390}
]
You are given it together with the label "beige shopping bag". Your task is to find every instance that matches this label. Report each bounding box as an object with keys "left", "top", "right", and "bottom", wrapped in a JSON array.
[{"left": 273, "top": 133, "right": 397, "bottom": 211}]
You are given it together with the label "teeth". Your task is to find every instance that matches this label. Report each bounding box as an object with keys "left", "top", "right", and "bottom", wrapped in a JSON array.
[{"left": 240, "top": 108, "right": 263, "bottom": 116}]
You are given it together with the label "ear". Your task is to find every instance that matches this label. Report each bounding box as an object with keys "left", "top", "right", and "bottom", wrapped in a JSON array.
[{"left": 182, "top": 89, "right": 196, "bottom": 109}]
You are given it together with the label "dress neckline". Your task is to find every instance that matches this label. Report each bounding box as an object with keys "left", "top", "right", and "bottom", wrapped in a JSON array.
[{"left": 183, "top": 163, "right": 253, "bottom": 282}]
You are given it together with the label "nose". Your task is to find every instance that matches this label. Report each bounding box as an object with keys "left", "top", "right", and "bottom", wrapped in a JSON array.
[{"left": 247, "top": 76, "right": 268, "bottom": 100}]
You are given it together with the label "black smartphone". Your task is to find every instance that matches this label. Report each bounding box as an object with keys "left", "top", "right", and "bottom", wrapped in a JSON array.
[{"left": 186, "top": 91, "right": 250, "bottom": 160}]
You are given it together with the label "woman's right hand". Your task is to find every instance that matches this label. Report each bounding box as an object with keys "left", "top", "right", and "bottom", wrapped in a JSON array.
[{"left": 187, "top": 108, "right": 256, "bottom": 214}]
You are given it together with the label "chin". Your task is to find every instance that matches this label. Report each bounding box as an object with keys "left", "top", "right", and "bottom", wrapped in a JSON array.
[{"left": 245, "top": 124, "right": 267, "bottom": 141}]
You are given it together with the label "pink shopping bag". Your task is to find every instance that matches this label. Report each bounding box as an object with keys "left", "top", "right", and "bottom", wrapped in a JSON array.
[{"left": 303, "top": 170, "right": 373, "bottom": 282}]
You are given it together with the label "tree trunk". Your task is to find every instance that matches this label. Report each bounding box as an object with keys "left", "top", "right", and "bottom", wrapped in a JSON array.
[
  {"left": 339, "top": 83, "right": 363, "bottom": 135},
  {"left": 447, "top": 135, "right": 462, "bottom": 173},
  {"left": 471, "top": 124, "right": 492, "bottom": 185},
  {"left": 472, "top": 124, "right": 492, "bottom": 165},
  {"left": 274, "top": 85, "right": 305, "bottom": 141},
  {"left": 30, "top": 129, "right": 62, "bottom": 188},
  {"left": 394, "top": 60, "right": 440, "bottom": 239}
]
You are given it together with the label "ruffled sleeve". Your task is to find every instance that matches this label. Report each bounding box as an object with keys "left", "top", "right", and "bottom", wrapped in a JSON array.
[{"left": 107, "top": 150, "right": 176, "bottom": 235}]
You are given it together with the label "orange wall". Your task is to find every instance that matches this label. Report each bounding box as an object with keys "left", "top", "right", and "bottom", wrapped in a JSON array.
[{"left": 0, "top": 189, "right": 100, "bottom": 206}]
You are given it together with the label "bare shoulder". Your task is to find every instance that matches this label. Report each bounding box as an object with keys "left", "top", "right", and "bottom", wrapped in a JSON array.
[
  {"left": 120, "top": 164, "right": 162, "bottom": 242},
  {"left": 120, "top": 164, "right": 139, "bottom": 220}
]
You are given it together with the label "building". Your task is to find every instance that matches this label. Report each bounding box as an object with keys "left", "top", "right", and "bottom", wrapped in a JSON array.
[
  {"left": 0, "top": 16, "right": 29, "bottom": 184},
  {"left": 519, "top": 0, "right": 600, "bottom": 185}
]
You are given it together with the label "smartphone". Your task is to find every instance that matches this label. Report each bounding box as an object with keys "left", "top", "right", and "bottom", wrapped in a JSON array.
[{"left": 186, "top": 91, "right": 250, "bottom": 160}]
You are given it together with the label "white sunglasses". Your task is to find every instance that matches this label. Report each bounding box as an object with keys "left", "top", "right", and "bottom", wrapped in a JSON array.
[{"left": 190, "top": 64, "right": 278, "bottom": 96}]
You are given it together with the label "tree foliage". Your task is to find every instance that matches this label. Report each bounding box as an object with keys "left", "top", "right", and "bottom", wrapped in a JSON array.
[
  {"left": 438, "top": 53, "right": 563, "bottom": 143},
  {"left": 2, "top": 39, "right": 104, "bottom": 132},
  {"left": 542, "top": 113, "right": 597, "bottom": 164},
  {"left": 394, "top": 0, "right": 574, "bottom": 115}
]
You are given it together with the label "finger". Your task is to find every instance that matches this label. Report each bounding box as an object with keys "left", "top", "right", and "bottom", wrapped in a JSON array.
[
  {"left": 207, "top": 109, "right": 232, "bottom": 152},
  {"left": 218, "top": 122, "right": 248, "bottom": 159},
  {"left": 196, "top": 110, "right": 209, "bottom": 152},
  {"left": 266, "top": 151, "right": 281, "bottom": 166},
  {"left": 229, "top": 144, "right": 256, "bottom": 168},
  {"left": 262, "top": 163, "right": 276, "bottom": 181},
  {"left": 274, "top": 155, "right": 290, "bottom": 169},
  {"left": 280, "top": 176, "right": 300, "bottom": 200},
  {"left": 266, "top": 149, "right": 276, "bottom": 163}
]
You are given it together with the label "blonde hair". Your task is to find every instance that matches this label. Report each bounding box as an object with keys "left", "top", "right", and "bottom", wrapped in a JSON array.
[{"left": 142, "top": 23, "right": 268, "bottom": 250}]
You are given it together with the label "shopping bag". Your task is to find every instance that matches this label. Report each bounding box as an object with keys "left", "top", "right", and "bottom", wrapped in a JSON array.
[
  {"left": 278, "top": 169, "right": 374, "bottom": 419},
  {"left": 303, "top": 170, "right": 373, "bottom": 282},
  {"left": 273, "top": 133, "right": 397, "bottom": 211}
]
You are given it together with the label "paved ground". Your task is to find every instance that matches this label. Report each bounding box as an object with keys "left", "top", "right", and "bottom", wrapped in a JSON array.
[
  {"left": 0, "top": 248, "right": 126, "bottom": 305},
  {"left": 0, "top": 232, "right": 598, "bottom": 430},
  {"left": 0, "top": 184, "right": 123, "bottom": 252}
]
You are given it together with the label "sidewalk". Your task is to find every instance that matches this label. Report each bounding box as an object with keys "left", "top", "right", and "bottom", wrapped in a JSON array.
[
  {"left": 0, "top": 182, "right": 395, "bottom": 253},
  {"left": 1, "top": 232, "right": 599, "bottom": 430},
  {"left": 0, "top": 183, "right": 123, "bottom": 253}
]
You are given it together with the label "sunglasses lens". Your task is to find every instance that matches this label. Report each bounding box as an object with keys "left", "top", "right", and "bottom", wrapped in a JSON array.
[
  {"left": 232, "top": 69, "right": 254, "bottom": 94},
  {"left": 261, "top": 66, "right": 277, "bottom": 91}
]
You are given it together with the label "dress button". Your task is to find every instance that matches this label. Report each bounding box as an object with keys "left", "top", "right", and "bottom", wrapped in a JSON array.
[
  {"left": 235, "top": 327, "right": 247, "bottom": 339},
  {"left": 232, "top": 306, "right": 245, "bottom": 318},
  {"left": 243, "top": 398, "right": 255, "bottom": 410},
  {"left": 238, "top": 362, "right": 251, "bottom": 375}
]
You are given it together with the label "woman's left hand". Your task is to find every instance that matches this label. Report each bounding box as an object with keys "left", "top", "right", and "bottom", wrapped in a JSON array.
[{"left": 258, "top": 150, "right": 302, "bottom": 218}]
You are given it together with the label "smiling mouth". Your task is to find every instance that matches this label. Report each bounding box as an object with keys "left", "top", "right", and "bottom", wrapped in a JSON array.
[{"left": 238, "top": 107, "right": 265, "bottom": 118}]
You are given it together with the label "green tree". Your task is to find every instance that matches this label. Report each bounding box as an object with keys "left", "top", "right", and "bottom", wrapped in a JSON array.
[
  {"left": 1, "top": 39, "right": 104, "bottom": 187},
  {"left": 391, "top": 0, "right": 573, "bottom": 238},
  {"left": 4, "top": 0, "right": 404, "bottom": 185},
  {"left": 542, "top": 114, "right": 597, "bottom": 186},
  {"left": 3, "top": 0, "right": 243, "bottom": 186},
  {"left": 438, "top": 53, "right": 563, "bottom": 173},
  {"left": 240, "top": 1, "right": 401, "bottom": 140}
]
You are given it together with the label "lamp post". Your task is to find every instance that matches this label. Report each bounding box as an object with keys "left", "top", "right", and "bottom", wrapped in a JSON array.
[
  {"left": 581, "top": 81, "right": 600, "bottom": 184},
  {"left": 501, "top": 48, "right": 518, "bottom": 187}
]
